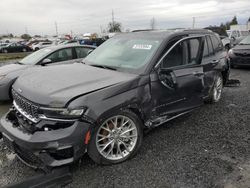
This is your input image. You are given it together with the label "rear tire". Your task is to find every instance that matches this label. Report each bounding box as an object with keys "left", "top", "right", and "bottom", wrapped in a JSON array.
[
  {"left": 206, "top": 73, "right": 223, "bottom": 104},
  {"left": 88, "top": 110, "right": 143, "bottom": 165},
  {"left": 3, "top": 49, "right": 8, "bottom": 53},
  {"left": 22, "top": 48, "right": 27, "bottom": 52}
]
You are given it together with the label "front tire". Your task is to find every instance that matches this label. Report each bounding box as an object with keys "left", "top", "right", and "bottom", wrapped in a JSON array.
[
  {"left": 206, "top": 73, "right": 223, "bottom": 103},
  {"left": 22, "top": 48, "right": 27, "bottom": 52},
  {"left": 88, "top": 110, "right": 143, "bottom": 165}
]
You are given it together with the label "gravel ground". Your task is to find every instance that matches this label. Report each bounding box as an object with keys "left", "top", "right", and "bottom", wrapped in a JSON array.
[{"left": 0, "top": 68, "right": 249, "bottom": 188}]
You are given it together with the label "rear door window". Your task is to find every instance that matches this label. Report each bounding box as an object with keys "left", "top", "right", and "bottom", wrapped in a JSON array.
[
  {"left": 210, "top": 35, "right": 222, "bottom": 52},
  {"left": 47, "top": 48, "right": 73, "bottom": 63},
  {"left": 203, "top": 37, "right": 209, "bottom": 57},
  {"left": 206, "top": 36, "right": 214, "bottom": 55},
  {"left": 188, "top": 38, "right": 201, "bottom": 64},
  {"left": 75, "top": 47, "right": 92, "bottom": 58}
]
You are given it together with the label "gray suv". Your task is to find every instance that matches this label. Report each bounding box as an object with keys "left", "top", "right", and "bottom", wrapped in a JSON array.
[{"left": 0, "top": 29, "right": 230, "bottom": 170}]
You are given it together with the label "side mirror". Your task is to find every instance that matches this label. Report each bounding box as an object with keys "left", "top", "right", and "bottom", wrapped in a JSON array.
[
  {"left": 41, "top": 58, "right": 52, "bottom": 65},
  {"left": 158, "top": 69, "right": 177, "bottom": 89},
  {"left": 87, "top": 50, "right": 94, "bottom": 55}
]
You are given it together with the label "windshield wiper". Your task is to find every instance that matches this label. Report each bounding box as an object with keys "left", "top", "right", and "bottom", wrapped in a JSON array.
[{"left": 89, "top": 64, "right": 117, "bottom": 71}]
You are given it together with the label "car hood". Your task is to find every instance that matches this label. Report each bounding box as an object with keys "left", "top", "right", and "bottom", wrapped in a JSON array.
[
  {"left": 13, "top": 64, "right": 138, "bottom": 107},
  {"left": 233, "top": 44, "right": 250, "bottom": 51},
  {"left": 0, "top": 63, "right": 29, "bottom": 75}
]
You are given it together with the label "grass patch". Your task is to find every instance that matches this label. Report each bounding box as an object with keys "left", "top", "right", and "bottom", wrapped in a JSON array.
[{"left": 0, "top": 52, "right": 31, "bottom": 62}]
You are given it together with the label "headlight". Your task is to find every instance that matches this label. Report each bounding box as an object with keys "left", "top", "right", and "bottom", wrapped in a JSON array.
[
  {"left": 39, "top": 107, "right": 87, "bottom": 119},
  {"left": 0, "top": 75, "right": 6, "bottom": 80},
  {"left": 228, "top": 49, "right": 234, "bottom": 57}
]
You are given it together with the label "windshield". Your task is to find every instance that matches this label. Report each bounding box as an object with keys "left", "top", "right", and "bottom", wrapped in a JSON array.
[
  {"left": 85, "top": 37, "right": 161, "bottom": 73},
  {"left": 239, "top": 36, "right": 250, "bottom": 45},
  {"left": 19, "top": 48, "right": 53, "bottom": 65}
]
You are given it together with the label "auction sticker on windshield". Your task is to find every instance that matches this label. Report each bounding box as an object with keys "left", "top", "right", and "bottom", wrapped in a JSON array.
[{"left": 132, "top": 44, "right": 152, "bottom": 50}]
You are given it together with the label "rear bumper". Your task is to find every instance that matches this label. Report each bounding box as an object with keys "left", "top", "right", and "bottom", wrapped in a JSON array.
[{"left": 0, "top": 110, "right": 92, "bottom": 169}]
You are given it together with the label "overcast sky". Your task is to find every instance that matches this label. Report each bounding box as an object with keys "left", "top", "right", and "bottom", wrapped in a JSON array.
[{"left": 0, "top": 0, "right": 250, "bottom": 36}]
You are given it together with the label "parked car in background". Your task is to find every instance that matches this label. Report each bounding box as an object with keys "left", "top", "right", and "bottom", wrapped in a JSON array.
[
  {"left": 0, "top": 44, "right": 95, "bottom": 101},
  {"left": 61, "top": 40, "right": 79, "bottom": 45},
  {"left": 0, "top": 43, "right": 31, "bottom": 53},
  {"left": 0, "top": 29, "right": 230, "bottom": 169},
  {"left": 79, "top": 38, "right": 106, "bottom": 46},
  {"left": 229, "top": 35, "right": 250, "bottom": 68},
  {"left": 32, "top": 41, "right": 53, "bottom": 51},
  {"left": 227, "top": 30, "right": 250, "bottom": 46}
]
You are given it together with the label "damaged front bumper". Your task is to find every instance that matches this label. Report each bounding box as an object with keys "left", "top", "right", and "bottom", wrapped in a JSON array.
[{"left": 0, "top": 109, "right": 92, "bottom": 169}]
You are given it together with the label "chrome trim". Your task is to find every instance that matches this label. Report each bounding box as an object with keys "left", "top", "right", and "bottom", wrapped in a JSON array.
[
  {"left": 38, "top": 115, "right": 78, "bottom": 122},
  {"left": 13, "top": 101, "right": 39, "bottom": 123}
]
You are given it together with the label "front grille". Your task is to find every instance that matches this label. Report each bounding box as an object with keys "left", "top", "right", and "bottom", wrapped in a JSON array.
[
  {"left": 234, "top": 52, "right": 250, "bottom": 57},
  {"left": 12, "top": 90, "right": 39, "bottom": 120},
  {"left": 14, "top": 144, "right": 44, "bottom": 168}
]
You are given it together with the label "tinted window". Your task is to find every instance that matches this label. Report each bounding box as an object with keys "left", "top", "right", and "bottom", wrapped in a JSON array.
[
  {"left": 75, "top": 47, "right": 92, "bottom": 58},
  {"left": 161, "top": 38, "right": 202, "bottom": 68},
  {"left": 161, "top": 42, "right": 186, "bottom": 68},
  {"left": 206, "top": 36, "right": 214, "bottom": 55},
  {"left": 188, "top": 39, "right": 200, "bottom": 64},
  {"left": 203, "top": 37, "right": 209, "bottom": 57},
  {"left": 210, "top": 35, "right": 221, "bottom": 52},
  {"left": 47, "top": 48, "right": 73, "bottom": 63}
]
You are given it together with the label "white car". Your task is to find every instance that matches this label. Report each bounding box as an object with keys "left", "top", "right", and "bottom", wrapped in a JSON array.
[{"left": 32, "top": 41, "right": 53, "bottom": 51}]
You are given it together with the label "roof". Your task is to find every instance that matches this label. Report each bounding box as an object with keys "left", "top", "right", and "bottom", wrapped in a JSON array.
[
  {"left": 46, "top": 44, "right": 96, "bottom": 51},
  {"left": 115, "top": 29, "right": 214, "bottom": 40}
]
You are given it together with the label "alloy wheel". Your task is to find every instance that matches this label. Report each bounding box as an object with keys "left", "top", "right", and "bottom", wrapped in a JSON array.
[
  {"left": 213, "top": 76, "right": 223, "bottom": 102},
  {"left": 96, "top": 115, "right": 138, "bottom": 161}
]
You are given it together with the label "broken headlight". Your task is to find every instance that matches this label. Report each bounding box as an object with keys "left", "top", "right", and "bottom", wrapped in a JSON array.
[
  {"left": 228, "top": 49, "right": 234, "bottom": 57},
  {"left": 39, "top": 107, "right": 87, "bottom": 120}
]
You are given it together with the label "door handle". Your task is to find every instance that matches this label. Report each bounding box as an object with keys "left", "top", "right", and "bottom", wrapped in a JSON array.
[
  {"left": 192, "top": 71, "right": 204, "bottom": 76},
  {"left": 212, "top": 60, "right": 219, "bottom": 64}
]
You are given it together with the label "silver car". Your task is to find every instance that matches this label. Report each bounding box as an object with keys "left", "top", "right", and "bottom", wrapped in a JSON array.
[{"left": 0, "top": 44, "right": 95, "bottom": 101}]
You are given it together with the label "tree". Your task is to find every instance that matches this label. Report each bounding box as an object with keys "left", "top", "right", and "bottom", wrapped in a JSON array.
[
  {"left": 108, "top": 21, "right": 122, "bottom": 33},
  {"left": 21, "top": 34, "right": 31, "bottom": 40},
  {"left": 150, "top": 17, "right": 156, "bottom": 30},
  {"left": 230, "top": 16, "right": 238, "bottom": 25}
]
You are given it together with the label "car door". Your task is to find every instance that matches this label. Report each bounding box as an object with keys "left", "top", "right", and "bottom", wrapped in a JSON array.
[
  {"left": 201, "top": 35, "right": 224, "bottom": 94},
  {"left": 150, "top": 36, "right": 205, "bottom": 117},
  {"left": 8, "top": 43, "right": 17, "bottom": 52},
  {"left": 43, "top": 47, "right": 76, "bottom": 65}
]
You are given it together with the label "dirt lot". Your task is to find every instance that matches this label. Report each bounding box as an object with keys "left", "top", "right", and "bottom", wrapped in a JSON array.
[{"left": 0, "top": 69, "right": 249, "bottom": 188}]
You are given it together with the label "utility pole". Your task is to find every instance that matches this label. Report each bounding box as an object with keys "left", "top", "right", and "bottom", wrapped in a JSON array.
[
  {"left": 192, "top": 17, "right": 196, "bottom": 29},
  {"left": 71, "top": 30, "right": 73, "bottom": 38},
  {"left": 112, "top": 9, "right": 115, "bottom": 32},
  {"left": 55, "top": 22, "right": 58, "bottom": 36}
]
